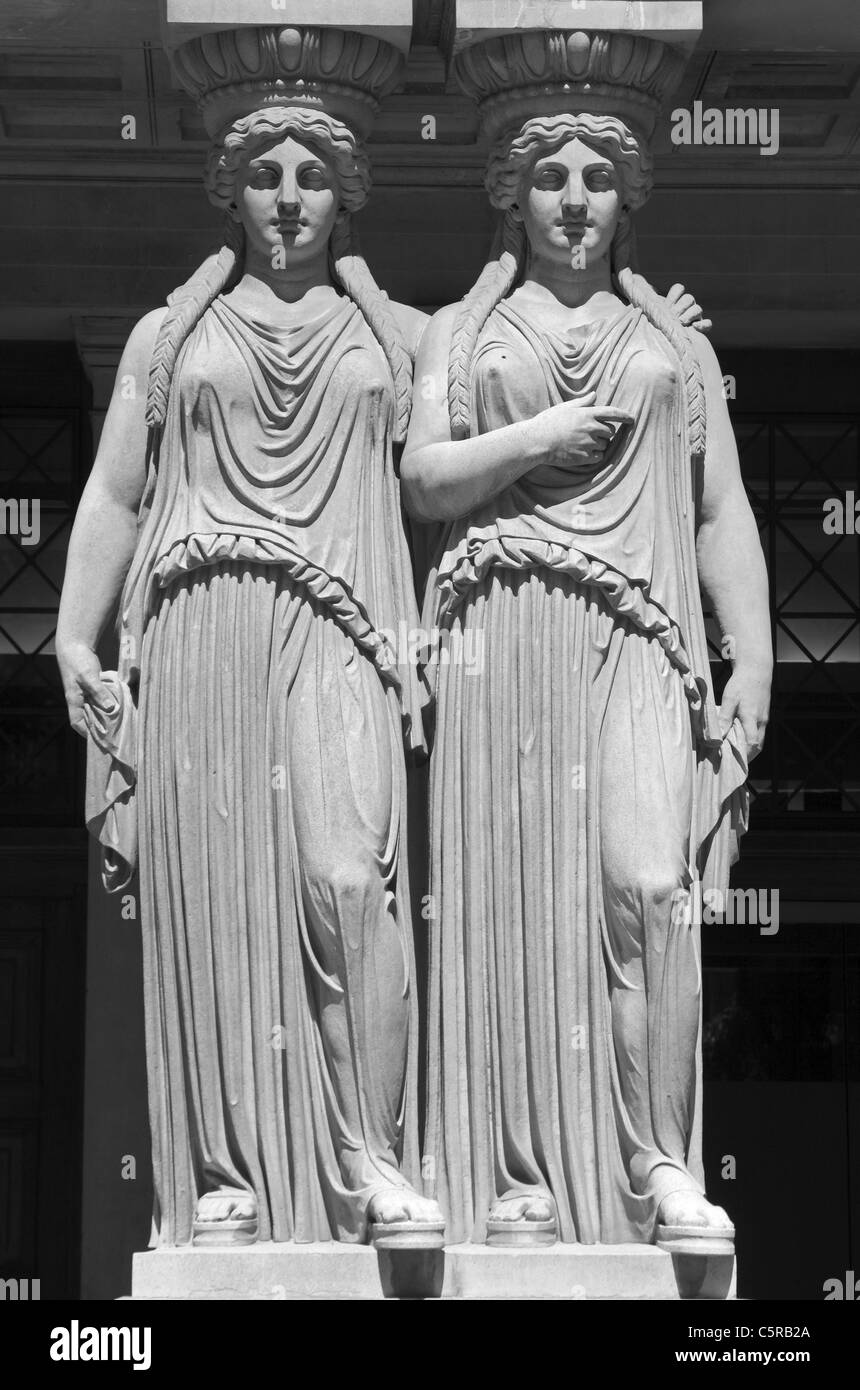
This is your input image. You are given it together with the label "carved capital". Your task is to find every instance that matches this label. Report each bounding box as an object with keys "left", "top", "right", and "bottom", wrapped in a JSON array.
[
  {"left": 170, "top": 26, "right": 405, "bottom": 139},
  {"left": 452, "top": 29, "right": 687, "bottom": 141}
]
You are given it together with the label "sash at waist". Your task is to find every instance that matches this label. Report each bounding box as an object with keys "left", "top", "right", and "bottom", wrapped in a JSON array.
[
  {"left": 149, "top": 531, "right": 402, "bottom": 697},
  {"left": 434, "top": 533, "right": 721, "bottom": 746}
]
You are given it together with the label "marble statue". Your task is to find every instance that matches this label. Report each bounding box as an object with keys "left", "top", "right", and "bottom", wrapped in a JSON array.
[
  {"left": 56, "top": 15, "right": 748, "bottom": 1273},
  {"left": 402, "top": 32, "right": 772, "bottom": 1251},
  {"left": 55, "top": 25, "right": 444, "bottom": 1250}
]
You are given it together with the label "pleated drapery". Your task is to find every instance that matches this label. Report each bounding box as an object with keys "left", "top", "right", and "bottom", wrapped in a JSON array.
[
  {"left": 138, "top": 563, "right": 421, "bottom": 1245},
  {"left": 422, "top": 300, "right": 748, "bottom": 1244},
  {"left": 100, "top": 292, "right": 427, "bottom": 1245}
]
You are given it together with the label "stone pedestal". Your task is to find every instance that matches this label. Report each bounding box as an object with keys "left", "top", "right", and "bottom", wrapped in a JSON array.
[{"left": 131, "top": 1243, "right": 735, "bottom": 1300}]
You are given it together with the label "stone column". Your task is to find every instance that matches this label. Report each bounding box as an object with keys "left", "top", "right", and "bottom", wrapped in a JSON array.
[
  {"left": 73, "top": 315, "right": 152, "bottom": 1301},
  {"left": 73, "top": 315, "right": 138, "bottom": 447}
]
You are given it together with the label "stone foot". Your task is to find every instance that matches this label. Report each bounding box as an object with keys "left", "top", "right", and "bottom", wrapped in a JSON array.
[
  {"left": 368, "top": 1187, "right": 446, "bottom": 1250},
  {"left": 656, "top": 1191, "right": 734, "bottom": 1256},
  {"left": 192, "top": 1186, "right": 258, "bottom": 1247},
  {"left": 486, "top": 1191, "right": 557, "bottom": 1247}
]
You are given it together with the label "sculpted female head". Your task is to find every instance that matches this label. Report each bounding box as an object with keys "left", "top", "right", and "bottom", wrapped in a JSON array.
[
  {"left": 204, "top": 107, "right": 371, "bottom": 268},
  {"left": 486, "top": 113, "right": 653, "bottom": 273}
]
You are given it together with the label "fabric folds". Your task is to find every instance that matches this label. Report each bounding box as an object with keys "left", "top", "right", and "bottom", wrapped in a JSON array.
[
  {"left": 95, "top": 291, "right": 425, "bottom": 1244},
  {"left": 423, "top": 298, "right": 749, "bottom": 1243},
  {"left": 83, "top": 670, "right": 138, "bottom": 892}
]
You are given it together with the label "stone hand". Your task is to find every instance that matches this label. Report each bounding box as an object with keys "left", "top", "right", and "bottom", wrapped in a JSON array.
[
  {"left": 718, "top": 664, "right": 772, "bottom": 761},
  {"left": 535, "top": 393, "right": 635, "bottom": 473},
  {"left": 665, "top": 282, "right": 712, "bottom": 335},
  {"left": 56, "top": 640, "right": 115, "bottom": 740}
]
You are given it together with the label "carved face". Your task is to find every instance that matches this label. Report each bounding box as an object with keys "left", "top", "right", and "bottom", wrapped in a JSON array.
[
  {"left": 514, "top": 135, "right": 622, "bottom": 269},
  {"left": 230, "top": 133, "right": 341, "bottom": 268}
]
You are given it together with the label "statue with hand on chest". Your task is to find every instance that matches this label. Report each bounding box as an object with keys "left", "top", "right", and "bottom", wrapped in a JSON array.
[{"left": 402, "top": 31, "right": 772, "bottom": 1254}]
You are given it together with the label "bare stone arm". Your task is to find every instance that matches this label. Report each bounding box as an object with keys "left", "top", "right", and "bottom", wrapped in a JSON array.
[
  {"left": 693, "top": 330, "right": 773, "bottom": 758},
  {"left": 388, "top": 300, "right": 429, "bottom": 362},
  {"left": 400, "top": 304, "right": 629, "bottom": 522},
  {"left": 56, "top": 307, "right": 167, "bottom": 735}
]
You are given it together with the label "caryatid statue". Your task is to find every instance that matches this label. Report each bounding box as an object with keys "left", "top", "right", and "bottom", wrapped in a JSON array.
[
  {"left": 403, "top": 30, "right": 772, "bottom": 1255},
  {"left": 56, "top": 25, "right": 444, "bottom": 1250}
]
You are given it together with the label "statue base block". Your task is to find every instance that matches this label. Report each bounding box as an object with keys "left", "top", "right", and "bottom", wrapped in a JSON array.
[{"left": 130, "top": 1242, "right": 736, "bottom": 1300}]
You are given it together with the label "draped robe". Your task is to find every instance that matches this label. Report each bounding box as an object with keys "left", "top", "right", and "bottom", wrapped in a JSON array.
[
  {"left": 422, "top": 299, "right": 748, "bottom": 1244},
  {"left": 98, "top": 292, "right": 426, "bottom": 1244}
]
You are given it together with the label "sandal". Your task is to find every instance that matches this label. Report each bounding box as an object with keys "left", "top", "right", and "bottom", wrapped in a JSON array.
[
  {"left": 370, "top": 1219, "right": 446, "bottom": 1251},
  {"left": 656, "top": 1222, "right": 735, "bottom": 1256},
  {"left": 486, "top": 1192, "right": 557, "bottom": 1247}
]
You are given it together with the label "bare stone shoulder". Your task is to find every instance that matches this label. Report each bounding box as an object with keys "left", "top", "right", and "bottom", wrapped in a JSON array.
[
  {"left": 123, "top": 305, "right": 170, "bottom": 375},
  {"left": 388, "top": 299, "right": 431, "bottom": 360},
  {"left": 415, "top": 302, "right": 461, "bottom": 364},
  {"left": 688, "top": 320, "right": 725, "bottom": 394}
]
